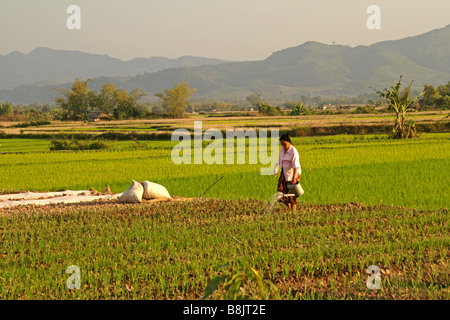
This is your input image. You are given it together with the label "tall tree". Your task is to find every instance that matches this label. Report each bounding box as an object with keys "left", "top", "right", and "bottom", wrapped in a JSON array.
[
  {"left": 437, "top": 81, "right": 450, "bottom": 97},
  {"left": 55, "top": 79, "right": 145, "bottom": 120},
  {"left": 246, "top": 93, "right": 263, "bottom": 107},
  {"left": 113, "top": 88, "right": 145, "bottom": 119},
  {"left": 436, "top": 81, "right": 450, "bottom": 109},
  {"left": 55, "top": 78, "right": 98, "bottom": 120},
  {"left": 98, "top": 82, "right": 118, "bottom": 114},
  {"left": 0, "top": 102, "right": 13, "bottom": 117},
  {"left": 420, "top": 84, "right": 439, "bottom": 107},
  {"left": 155, "top": 82, "right": 196, "bottom": 118}
]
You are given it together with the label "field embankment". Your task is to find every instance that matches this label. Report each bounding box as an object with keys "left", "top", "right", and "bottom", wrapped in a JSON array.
[{"left": 1, "top": 111, "right": 449, "bottom": 138}]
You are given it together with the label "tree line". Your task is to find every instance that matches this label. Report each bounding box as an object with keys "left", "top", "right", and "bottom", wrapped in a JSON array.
[
  {"left": 55, "top": 79, "right": 198, "bottom": 120},
  {"left": 420, "top": 82, "right": 450, "bottom": 109},
  {"left": 55, "top": 78, "right": 146, "bottom": 120},
  {"left": 1, "top": 79, "right": 448, "bottom": 122}
]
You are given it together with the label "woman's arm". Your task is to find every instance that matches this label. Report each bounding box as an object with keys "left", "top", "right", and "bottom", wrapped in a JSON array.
[
  {"left": 292, "top": 147, "right": 301, "bottom": 182},
  {"left": 292, "top": 167, "right": 299, "bottom": 184},
  {"left": 292, "top": 147, "right": 301, "bottom": 183},
  {"left": 274, "top": 157, "right": 279, "bottom": 175},
  {"left": 274, "top": 147, "right": 282, "bottom": 175}
]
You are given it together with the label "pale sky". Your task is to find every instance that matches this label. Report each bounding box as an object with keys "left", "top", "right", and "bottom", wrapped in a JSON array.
[{"left": 1, "top": 0, "right": 449, "bottom": 61}]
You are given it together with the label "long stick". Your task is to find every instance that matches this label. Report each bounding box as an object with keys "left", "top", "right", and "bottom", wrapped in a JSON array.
[{"left": 199, "top": 176, "right": 223, "bottom": 197}]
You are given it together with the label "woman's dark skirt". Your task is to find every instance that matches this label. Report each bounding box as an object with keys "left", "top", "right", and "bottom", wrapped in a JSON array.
[{"left": 277, "top": 169, "right": 297, "bottom": 207}]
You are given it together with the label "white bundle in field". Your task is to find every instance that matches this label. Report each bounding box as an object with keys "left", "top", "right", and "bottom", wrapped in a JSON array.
[
  {"left": 141, "top": 181, "right": 171, "bottom": 199},
  {"left": 118, "top": 180, "right": 144, "bottom": 203}
]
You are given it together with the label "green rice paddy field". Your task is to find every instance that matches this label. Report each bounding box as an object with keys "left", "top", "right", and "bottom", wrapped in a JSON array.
[
  {"left": 0, "top": 132, "right": 448, "bottom": 299},
  {"left": 1, "top": 133, "right": 449, "bottom": 209}
]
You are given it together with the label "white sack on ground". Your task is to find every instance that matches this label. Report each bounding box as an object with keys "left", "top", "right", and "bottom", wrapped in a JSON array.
[
  {"left": 141, "top": 181, "right": 171, "bottom": 199},
  {"left": 118, "top": 180, "right": 144, "bottom": 203}
]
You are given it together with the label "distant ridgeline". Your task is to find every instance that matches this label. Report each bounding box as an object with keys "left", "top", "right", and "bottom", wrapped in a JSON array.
[{"left": 0, "top": 25, "right": 450, "bottom": 104}]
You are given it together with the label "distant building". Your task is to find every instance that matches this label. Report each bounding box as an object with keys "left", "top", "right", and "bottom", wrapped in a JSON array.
[{"left": 88, "top": 111, "right": 112, "bottom": 122}]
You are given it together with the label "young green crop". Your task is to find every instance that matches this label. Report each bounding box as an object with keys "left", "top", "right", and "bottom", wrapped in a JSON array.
[
  {"left": 0, "top": 200, "right": 448, "bottom": 299},
  {"left": 1, "top": 133, "right": 448, "bottom": 209}
]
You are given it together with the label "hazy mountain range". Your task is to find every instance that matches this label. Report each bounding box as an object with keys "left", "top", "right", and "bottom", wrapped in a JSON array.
[
  {"left": 1, "top": 24, "right": 450, "bottom": 104},
  {"left": 0, "top": 47, "right": 226, "bottom": 90}
]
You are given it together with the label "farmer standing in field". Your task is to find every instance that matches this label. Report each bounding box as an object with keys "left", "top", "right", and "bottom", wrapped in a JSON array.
[{"left": 274, "top": 133, "right": 301, "bottom": 213}]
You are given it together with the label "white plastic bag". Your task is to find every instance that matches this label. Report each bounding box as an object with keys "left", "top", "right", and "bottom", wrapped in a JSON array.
[{"left": 141, "top": 181, "right": 171, "bottom": 199}]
